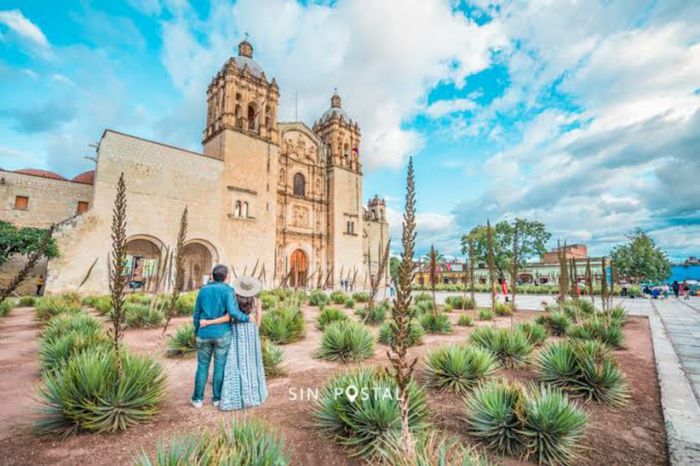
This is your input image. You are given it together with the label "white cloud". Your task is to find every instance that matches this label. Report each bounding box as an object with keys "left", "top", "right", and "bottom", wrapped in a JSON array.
[
  {"left": 0, "top": 9, "right": 49, "bottom": 50},
  {"left": 425, "top": 98, "right": 476, "bottom": 118}
]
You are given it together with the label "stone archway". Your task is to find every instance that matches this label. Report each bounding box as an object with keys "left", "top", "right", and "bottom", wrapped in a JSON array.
[
  {"left": 290, "top": 249, "right": 308, "bottom": 288},
  {"left": 182, "top": 241, "right": 216, "bottom": 291},
  {"left": 126, "top": 236, "right": 163, "bottom": 292}
]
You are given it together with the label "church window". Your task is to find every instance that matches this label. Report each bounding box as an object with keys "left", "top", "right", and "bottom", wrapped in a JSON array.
[
  {"left": 265, "top": 105, "right": 271, "bottom": 128},
  {"left": 14, "top": 195, "right": 28, "bottom": 210},
  {"left": 346, "top": 221, "right": 355, "bottom": 234},
  {"left": 234, "top": 201, "right": 242, "bottom": 217},
  {"left": 235, "top": 104, "right": 243, "bottom": 129},
  {"left": 293, "top": 173, "right": 305, "bottom": 197},
  {"left": 343, "top": 143, "right": 350, "bottom": 165},
  {"left": 247, "top": 103, "right": 257, "bottom": 131},
  {"left": 76, "top": 201, "right": 89, "bottom": 214},
  {"left": 242, "top": 201, "right": 249, "bottom": 218}
]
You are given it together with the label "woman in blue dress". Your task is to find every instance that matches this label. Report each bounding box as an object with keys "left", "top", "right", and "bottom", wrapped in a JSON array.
[{"left": 200, "top": 275, "right": 268, "bottom": 410}]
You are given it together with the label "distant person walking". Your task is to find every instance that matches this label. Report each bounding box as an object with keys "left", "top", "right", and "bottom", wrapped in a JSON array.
[
  {"left": 682, "top": 280, "right": 690, "bottom": 300},
  {"left": 621, "top": 279, "right": 629, "bottom": 297},
  {"left": 36, "top": 275, "right": 44, "bottom": 296},
  {"left": 672, "top": 280, "right": 680, "bottom": 298}
]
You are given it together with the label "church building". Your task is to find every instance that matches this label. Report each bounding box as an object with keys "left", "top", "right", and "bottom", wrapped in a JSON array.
[{"left": 0, "top": 38, "right": 389, "bottom": 295}]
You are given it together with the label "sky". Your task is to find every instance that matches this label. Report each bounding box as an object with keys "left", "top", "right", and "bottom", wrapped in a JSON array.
[{"left": 0, "top": 0, "right": 698, "bottom": 262}]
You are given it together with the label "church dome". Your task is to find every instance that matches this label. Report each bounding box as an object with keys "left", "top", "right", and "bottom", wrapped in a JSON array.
[
  {"left": 320, "top": 91, "right": 352, "bottom": 122},
  {"left": 233, "top": 38, "right": 264, "bottom": 78},
  {"left": 14, "top": 168, "right": 67, "bottom": 181},
  {"left": 72, "top": 170, "right": 95, "bottom": 184}
]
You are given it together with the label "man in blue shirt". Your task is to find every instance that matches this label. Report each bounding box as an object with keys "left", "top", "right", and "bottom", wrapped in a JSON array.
[{"left": 190, "top": 264, "right": 249, "bottom": 408}]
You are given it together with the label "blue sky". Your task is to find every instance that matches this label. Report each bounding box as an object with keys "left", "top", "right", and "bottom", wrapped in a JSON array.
[{"left": 1, "top": 0, "right": 699, "bottom": 261}]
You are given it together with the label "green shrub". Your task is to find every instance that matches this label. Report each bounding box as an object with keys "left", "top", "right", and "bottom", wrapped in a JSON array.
[
  {"left": 478, "top": 309, "right": 493, "bottom": 321},
  {"left": 313, "top": 367, "right": 429, "bottom": 459},
  {"left": 260, "top": 306, "right": 305, "bottom": 344},
  {"left": 425, "top": 345, "right": 498, "bottom": 394},
  {"left": 445, "top": 295, "right": 475, "bottom": 310},
  {"left": 37, "top": 349, "right": 166, "bottom": 436},
  {"left": 0, "top": 298, "right": 16, "bottom": 317},
  {"left": 261, "top": 339, "right": 285, "bottom": 377},
  {"left": 416, "top": 300, "right": 434, "bottom": 315},
  {"left": 443, "top": 302, "right": 453, "bottom": 313},
  {"left": 523, "top": 384, "right": 587, "bottom": 465},
  {"left": 537, "top": 339, "right": 628, "bottom": 405},
  {"left": 357, "top": 302, "right": 387, "bottom": 325},
  {"left": 316, "top": 320, "right": 375, "bottom": 363},
  {"left": 607, "top": 306, "right": 628, "bottom": 326},
  {"left": 469, "top": 327, "right": 533, "bottom": 369},
  {"left": 575, "top": 299, "right": 596, "bottom": 316},
  {"left": 465, "top": 380, "right": 527, "bottom": 456},
  {"left": 125, "top": 303, "right": 165, "bottom": 328},
  {"left": 378, "top": 319, "right": 424, "bottom": 347},
  {"left": 330, "top": 290, "right": 347, "bottom": 305},
  {"left": 383, "top": 431, "right": 492, "bottom": 466},
  {"left": 35, "top": 296, "right": 82, "bottom": 322},
  {"left": 536, "top": 310, "right": 572, "bottom": 336},
  {"left": 568, "top": 319, "right": 623, "bottom": 348},
  {"left": 308, "top": 290, "right": 330, "bottom": 307},
  {"left": 126, "top": 293, "right": 152, "bottom": 305},
  {"left": 419, "top": 312, "right": 453, "bottom": 334},
  {"left": 316, "top": 307, "right": 348, "bottom": 331},
  {"left": 18, "top": 296, "right": 36, "bottom": 307},
  {"left": 176, "top": 292, "right": 197, "bottom": 315},
  {"left": 494, "top": 302, "right": 512, "bottom": 316},
  {"left": 516, "top": 322, "right": 548, "bottom": 346},
  {"left": 135, "top": 418, "right": 290, "bottom": 465},
  {"left": 457, "top": 314, "right": 474, "bottom": 326},
  {"left": 166, "top": 323, "right": 196, "bottom": 358},
  {"left": 91, "top": 296, "right": 112, "bottom": 315},
  {"left": 259, "top": 293, "right": 279, "bottom": 310},
  {"left": 39, "top": 312, "right": 110, "bottom": 370},
  {"left": 415, "top": 292, "right": 432, "bottom": 303},
  {"left": 344, "top": 298, "right": 356, "bottom": 309},
  {"left": 351, "top": 291, "right": 370, "bottom": 303}
]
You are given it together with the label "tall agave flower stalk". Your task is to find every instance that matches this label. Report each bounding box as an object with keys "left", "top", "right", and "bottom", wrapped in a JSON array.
[
  {"left": 426, "top": 245, "right": 441, "bottom": 316},
  {"left": 162, "top": 207, "right": 188, "bottom": 335},
  {"left": 486, "top": 220, "right": 496, "bottom": 314},
  {"left": 367, "top": 240, "right": 391, "bottom": 311},
  {"left": 557, "top": 241, "right": 569, "bottom": 303},
  {"left": 569, "top": 258, "right": 579, "bottom": 302},
  {"left": 601, "top": 257, "right": 609, "bottom": 311},
  {"left": 109, "top": 173, "right": 129, "bottom": 376},
  {"left": 386, "top": 157, "right": 419, "bottom": 458},
  {"left": 468, "top": 238, "right": 476, "bottom": 308},
  {"left": 510, "top": 220, "right": 519, "bottom": 310},
  {"left": 0, "top": 224, "right": 55, "bottom": 302}
]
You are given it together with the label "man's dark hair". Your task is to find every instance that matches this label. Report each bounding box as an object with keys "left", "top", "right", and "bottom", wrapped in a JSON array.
[{"left": 212, "top": 264, "right": 228, "bottom": 282}]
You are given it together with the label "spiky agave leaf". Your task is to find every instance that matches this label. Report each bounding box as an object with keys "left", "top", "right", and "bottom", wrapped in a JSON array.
[
  {"left": 464, "top": 380, "right": 527, "bottom": 456},
  {"left": 125, "top": 303, "right": 166, "bottom": 328},
  {"left": 419, "top": 312, "right": 453, "bottom": 334},
  {"left": 383, "top": 431, "right": 493, "bottom": 466},
  {"left": 379, "top": 319, "right": 424, "bottom": 347},
  {"left": 469, "top": 327, "right": 533, "bottom": 369},
  {"left": 261, "top": 339, "right": 285, "bottom": 377},
  {"left": 313, "top": 367, "right": 429, "bottom": 460},
  {"left": 516, "top": 322, "right": 548, "bottom": 346},
  {"left": 457, "top": 314, "right": 474, "bottom": 326},
  {"left": 316, "top": 307, "right": 348, "bottom": 331},
  {"left": 316, "top": 320, "right": 375, "bottom": 363},
  {"left": 166, "top": 323, "right": 196, "bottom": 358},
  {"left": 522, "top": 384, "right": 587, "bottom": 465},
  {"left": 260, "top": 306, "right": 305, "bottom": 344},
  {"left": 425, "top": 345, "right": 498, "bottom": 395}
]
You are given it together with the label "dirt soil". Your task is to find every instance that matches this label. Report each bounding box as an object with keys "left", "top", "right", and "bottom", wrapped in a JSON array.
[{"left": 0, "top": 304, "right": 668, "bottom": 466}]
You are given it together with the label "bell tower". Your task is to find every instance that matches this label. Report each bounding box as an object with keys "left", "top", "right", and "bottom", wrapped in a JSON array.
[{"left": 314, "top": 91, "right": 363, "bottom": 287}]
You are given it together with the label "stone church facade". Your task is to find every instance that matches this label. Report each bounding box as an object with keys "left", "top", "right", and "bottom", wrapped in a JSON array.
[{"left": 0, "top": 39, "right": 389, "bottom": 295}]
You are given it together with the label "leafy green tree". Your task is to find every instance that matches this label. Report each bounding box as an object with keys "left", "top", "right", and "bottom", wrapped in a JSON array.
[
  {"left": 0, "top": 220, "right": 58, "bottom": 265},
  {"left": 460, "top": 219, "right": 550, "bottom": 279},
  {"left": 389, "top": 256, "right": 401, "bottom": 285},
  {"left": 610, "top": 229, "right": 671, "bottom": 284}
]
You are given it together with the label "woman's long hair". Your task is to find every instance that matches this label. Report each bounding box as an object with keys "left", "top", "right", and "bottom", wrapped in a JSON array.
[{"left": 237, "top": 295, "right": 256, "bottom": 315}]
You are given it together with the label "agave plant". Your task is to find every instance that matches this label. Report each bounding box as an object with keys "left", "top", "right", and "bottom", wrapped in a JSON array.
[
  {"left": 18, "top": 296, "right": 36, "bottom": 307},
  {"left": 260, "top": 306, "right": 305, "bottom": 344},
  {"left": 37, "top": 349, "right": 166, "bottom": 436},
  {"left": 259, "top": 293, "right": 279, "bottom": 311},
  {"left": 494, "top": 302, "right": 512, "bottom": 316},
  {"left": 308, "top": 290, "right": 330, "bottom": 307},
  {"left": 419, "top": 312, "right": 453, "bottom": 334},
  {"left": 516, "top": 322, "right": 548, "bottom": 346},
  {"left": 537, "top": 339, "right": 628, "bottom": 405},
  {"left": 607, "top": 306, "right": 628, "bottom": 326},
  {"left": 166, "top": 323, "right": 196, "bottom": 357},
  {"left": 351, "top": 291, "right": 370, "bottom": 303},
  {"left": 522, "top": 384, "right": 587, "bottom": 465},
  {"left": 135, "top": 418, "right": 290, "bottom": 465},
  {"left": 464, "top": 380, "right": 527, "bottom": 456},
  {"left": 478, "top": 309, "right": 493, "bottom": 321},
  {"left": 39, "top": 312, "right": 110, "bottom": 370},
  {"left": 316, "top": 320, "right": 375, "bottom": 363},
  {"left": 424, "top": 345, "right": 498, "bottom": 394},
  {"left": 35, "top": 296, "right": 82, "bottom": 322},
  {"left": 125, "top": 303, "right": 166, "bottom": 328},
  {"left": 313, "top": 367, "right": 429, "bottom": 459},
  {"left": 536, "top": 310, "right": 572, "bottom": 336},
  {"left": 90, "top": 295, "right": 112, "bottom": 315},
  {"left": 469, "top": 327, "right": 533, "bottom": 369},
  {"left": 568, "top": 319, "right": 623, "bottom": 348},
  {"left": 330, "top": 290, "right": 348, "bottom": 305},
  {"left": 344, "top": 298, "right": 356, "bottom": 309},
  {"left": 383, "top": 431, "right": 493, "bottom": 466},
  {"left": 357, "top": 302, "right": 388, "bottom": 325},
  {"left": 457, "top": 314, "right": 474, "bottom": 327},
  {"left": 261, "top": 339, "right": 285, "bottom": 377},
  {"left": 316, "top": 307, "right": 349, "bottom": 331},
  {"left": 0, "top": 298, "right": 15, "bottom": 317},
  {"left": 575, "top": 299, "right": 596, "bottom": 316},
  {"left": 176, "top": 292, "right": 197, "bottom": 315},
  {"left": 378, "top": 319, "right": 424, "bottom": 347}
]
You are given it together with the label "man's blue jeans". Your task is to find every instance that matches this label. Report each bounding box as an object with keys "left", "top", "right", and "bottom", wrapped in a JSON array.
[{"left": 192, "top": 332, "right": 231, "bottom": 402}]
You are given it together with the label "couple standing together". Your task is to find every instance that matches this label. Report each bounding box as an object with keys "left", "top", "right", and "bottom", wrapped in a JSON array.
[{"left": 190, "top": 264, "right": 268, "bottom": 410}]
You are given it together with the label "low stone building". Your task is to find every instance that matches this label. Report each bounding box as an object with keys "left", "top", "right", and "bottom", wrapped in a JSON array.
[{"left": 0, "top": 38, "right": 389, "bottom": 295}]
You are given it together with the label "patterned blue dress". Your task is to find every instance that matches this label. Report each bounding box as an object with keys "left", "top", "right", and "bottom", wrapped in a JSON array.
[{"left": 219, "top": 321, "right": 268, "bottom": 410}]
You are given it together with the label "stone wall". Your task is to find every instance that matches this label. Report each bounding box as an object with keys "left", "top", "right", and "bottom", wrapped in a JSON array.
[{"left": 328, "top": 166, "right": 364, "bottom": 288}]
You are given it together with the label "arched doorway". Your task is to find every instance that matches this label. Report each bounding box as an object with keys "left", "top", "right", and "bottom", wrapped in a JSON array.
[
  {"left": 290, "top": 249, "right": 308, "bottom": 288},
  {"left": 182, "top": 242, "right": 214, "bottom": 291},
  {"left": 126, "top": 236, "right": 162, "bottom": 292}
]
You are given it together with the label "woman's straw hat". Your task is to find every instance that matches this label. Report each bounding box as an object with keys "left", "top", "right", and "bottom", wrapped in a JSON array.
[{"left": 232, "top": 275, "right": 262, "bottom": 298}]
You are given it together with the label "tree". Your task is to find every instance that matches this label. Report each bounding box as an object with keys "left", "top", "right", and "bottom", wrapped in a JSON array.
[
  {"left": 386, "top": 157, "right": 418, "bottom": 457},
  {"left": 0, "top": 220, "right": 58, "bottom": 266},
  {"left": 486, "top": 220, "right": 496, "bottom": 313},
  {"left": 389, "top": 256, "right": 400, "bottom": 285},
  {"left": 424, "top": 245, "right": 444, "bottom": 315},
  {"left": 0, "top": 224, "right": 55, "bottom": 302},
  {"left": 468, "top": 237, "right": 476, "bottom": 307},
  {"left": 610, "top": 229, "right": 671, "bottom": 283},
  {"left": 163, "top": 207, "right": 188, "bottom": 336},
  {"left": 557, "top": 241, "right": 569, "bottom": 303},
  {"left": 461, "top": 218, "right": 550, "bottom": 280}
]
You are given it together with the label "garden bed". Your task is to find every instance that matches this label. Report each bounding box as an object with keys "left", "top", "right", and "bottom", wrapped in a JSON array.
[{"left": 0, "top": 304, "right": 667, "bottom": 465}]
